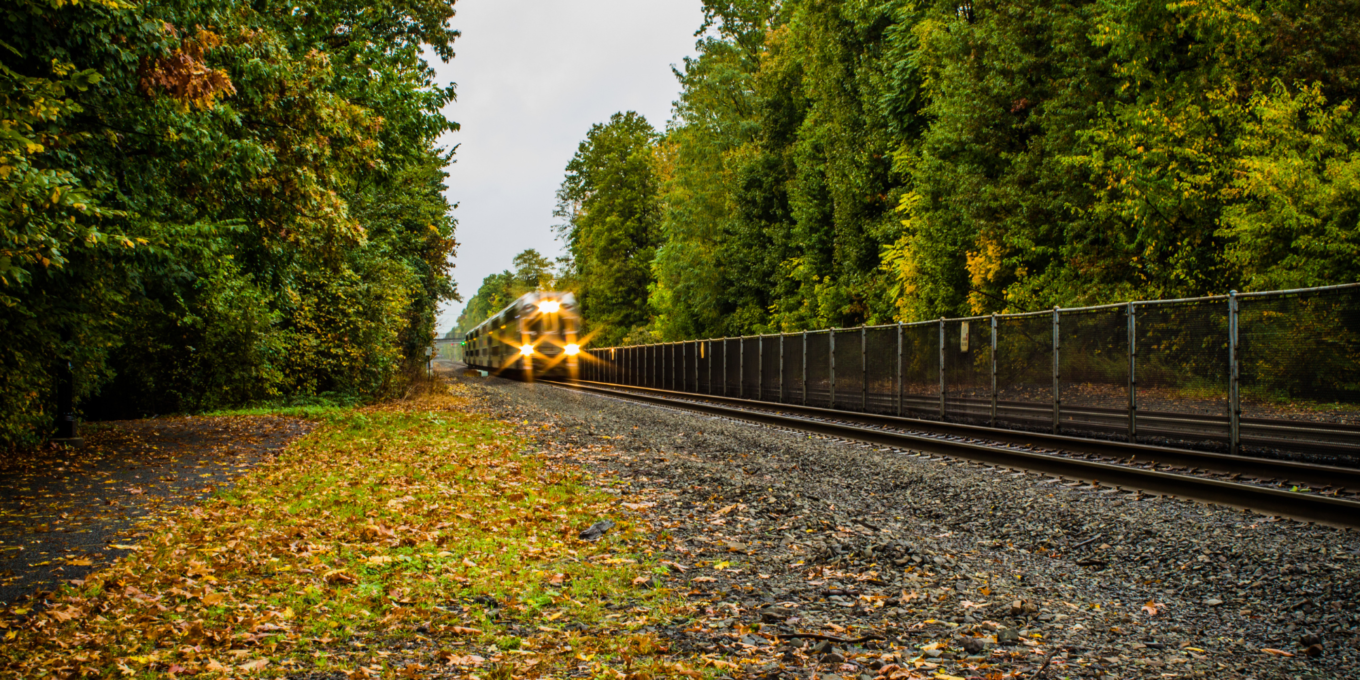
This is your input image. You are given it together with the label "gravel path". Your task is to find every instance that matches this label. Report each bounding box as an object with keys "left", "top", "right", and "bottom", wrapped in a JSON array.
[{"left": 458, "top": 370, "right": 1359, "bottom": 680}]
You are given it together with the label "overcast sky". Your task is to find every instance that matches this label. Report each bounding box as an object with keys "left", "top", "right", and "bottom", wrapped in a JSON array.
[{"left": 431, "top": 0, "right": 704, "bottom": 334}]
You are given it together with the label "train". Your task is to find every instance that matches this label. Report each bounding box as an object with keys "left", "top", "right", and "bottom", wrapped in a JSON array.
[{"left": 463, "top": 291, "right": 583, "bottom": 380}]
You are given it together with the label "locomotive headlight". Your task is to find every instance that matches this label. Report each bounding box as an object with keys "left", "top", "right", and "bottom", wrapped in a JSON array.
[
  {"left": 537, "top": 300, "right": 561, "bottom": 314},
  {"left": 519, "top": 344, "right": 534, "bottom": 357},
  {"left": 564, "top": 343, "right": 581, "bottom": 356}
]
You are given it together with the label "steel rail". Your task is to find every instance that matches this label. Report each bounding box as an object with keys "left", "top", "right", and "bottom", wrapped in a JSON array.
[
  {"left": 896, "top": 394, "right": 1360, "bottom": 436},
  {"left": 546, "top": 380, "right": 1360, "bottom": 528},
  {"left": 890, "top": 401, "right": 1360, "bottom": 457},
  {"left": 566, "top": 380, "right": 1360, "bottom": 488}
]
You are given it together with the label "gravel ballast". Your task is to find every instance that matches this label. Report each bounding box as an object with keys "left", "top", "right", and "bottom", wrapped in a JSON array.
[{"left": 458, "top": 370, "right": 1360, "bottom": 679}]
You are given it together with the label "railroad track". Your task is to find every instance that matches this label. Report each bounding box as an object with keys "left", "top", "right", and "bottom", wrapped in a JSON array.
[{"left": 543, "top": 379, "right": 1360, "bottom": 528}]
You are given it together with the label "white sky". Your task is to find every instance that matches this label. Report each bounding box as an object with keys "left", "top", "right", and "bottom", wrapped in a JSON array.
[{"left": 431, "top": 0, "right": 704, "bottom": 335}]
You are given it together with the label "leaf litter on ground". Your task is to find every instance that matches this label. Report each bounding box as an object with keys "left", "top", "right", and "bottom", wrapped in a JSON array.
[{"left": 0, "top": 380, "right": 711, "bottom": 679}]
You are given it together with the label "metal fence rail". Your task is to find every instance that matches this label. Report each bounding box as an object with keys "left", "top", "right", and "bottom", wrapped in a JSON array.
[{"left": 580, "top": 283, "right": 1360, "bottom": 460}]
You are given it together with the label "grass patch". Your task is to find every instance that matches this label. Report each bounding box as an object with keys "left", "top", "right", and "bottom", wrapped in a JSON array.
[{"left": 1, "top": 385, "right": 701, "bottom": 678}]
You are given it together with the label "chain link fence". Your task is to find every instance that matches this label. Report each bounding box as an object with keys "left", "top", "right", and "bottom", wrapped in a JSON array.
[{"left": 580, "top": 283, "right": 1360, "bottom": 461}]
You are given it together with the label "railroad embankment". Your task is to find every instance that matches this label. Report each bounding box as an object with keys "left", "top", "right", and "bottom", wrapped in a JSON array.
[{"left": 466, "top": 371, "right": 1360, "bottom": 680}]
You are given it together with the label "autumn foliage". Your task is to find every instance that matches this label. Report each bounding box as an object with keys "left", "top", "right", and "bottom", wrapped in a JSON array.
[
  {"left": 0, "top": 385, "right": 688, "bottom": 678},
  {"left": 0, "top": 0, "right": 460, "bottom": 445}
]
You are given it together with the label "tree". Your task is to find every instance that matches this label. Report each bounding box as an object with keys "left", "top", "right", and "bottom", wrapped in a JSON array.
[
  {"left": 0, "top": 0, "right": 460, "bottom": 443},
  {"left": 454, "top": 249, "right": 564, "bottom": 334},
  {"left": 556, "top": 112, "right": 661, "bottom": 346}
]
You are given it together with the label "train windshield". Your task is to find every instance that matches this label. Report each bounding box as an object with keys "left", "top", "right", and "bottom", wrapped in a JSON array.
[{"left": 529, "top": 315, "right": 558, "bottom": 337}]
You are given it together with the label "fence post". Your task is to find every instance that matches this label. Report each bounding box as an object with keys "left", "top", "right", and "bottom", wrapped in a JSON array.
[
  {"left": 896, "top": 323, "right": 904, "bottom": 417},
  {"left": 1229, "top": 291, "right": 1241, "bottom": 455},
  {"left": 779, "top": 334, "right": 785, "bottom": 403},
  {"left": 830, "top": 330, "right": 837, "bottom": 407},
  {"left": 739, "top": 337, "right": 745, "bottom": 398},
  {"left": 861, "top": 326, "right": 868, "bottom": 412},
  {"left": 1052, "top": 307, "right": 1061, "bottom": 435},
  {"left": 1128, "top": 302, "right": 1137, "bottom": 442},
  {"left": 938, "top": 319, "right": 946, "bottom": 420},
  {"left": 990, "top": 314, "right": 998, "bottom": 428},
  {"left": 802, "top": 331, "right": 808, "bottom": 405},
  {"left": 723, "top": 339, "right": 729, "bottom": 396}
]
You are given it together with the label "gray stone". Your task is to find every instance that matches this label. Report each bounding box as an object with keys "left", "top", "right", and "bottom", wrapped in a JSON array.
[
  {"left": 578, "top": 520, "right": 615, "bottom": 541},
  {"left": 960, "top": 637, "right": 990, "bottom": 654},
  {"left": 760, "top": 606, "right": 795, "bottom": 623}
]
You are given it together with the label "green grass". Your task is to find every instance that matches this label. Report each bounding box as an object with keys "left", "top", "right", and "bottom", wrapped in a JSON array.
[{"left": 2, "top": 386, "right": 705, "bottom": 678}]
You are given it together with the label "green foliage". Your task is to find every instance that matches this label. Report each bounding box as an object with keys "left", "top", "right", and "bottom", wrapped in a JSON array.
[
  {"left": 0, "top": 0, "right": 459, "bottom": 443},
  {"left": 566, "top": 0, "right": 1360, "bottom": 345},
  {"left": 1220, "top": 82, "right": 1360, "bottom": 290},
  {"left": 555, "top": 112, "right": 661, "bottom": 346}
]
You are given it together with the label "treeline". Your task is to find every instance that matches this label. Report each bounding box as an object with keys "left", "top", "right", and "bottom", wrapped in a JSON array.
[
  {"left": 1, "top": 0, "right": 459, "bottom": 445},
  {"left": 452, "top": 249, "right": 566, "bottom": 336},
  {"left": 554, "top": 0, "right": 1360, "bottom": 346}
]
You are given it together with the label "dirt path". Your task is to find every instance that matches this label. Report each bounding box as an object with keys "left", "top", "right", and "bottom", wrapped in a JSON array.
[{"left": 0, "top": 416, "right": 312, "bottom": 606}]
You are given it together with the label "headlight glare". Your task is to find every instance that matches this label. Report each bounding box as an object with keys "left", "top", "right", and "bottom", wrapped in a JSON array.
[
  {"left": 564, "top": 343, "right": 581, "bottom": 356},
  {"left": 519, "top": 344, "right": 534, "bottom": 357}
]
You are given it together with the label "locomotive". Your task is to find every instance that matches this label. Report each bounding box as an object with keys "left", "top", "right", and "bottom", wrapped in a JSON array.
[{"left": 463, "top": 291, "right": 583, "bottom": 380}]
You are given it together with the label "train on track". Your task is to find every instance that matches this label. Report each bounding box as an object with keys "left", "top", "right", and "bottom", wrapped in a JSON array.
[{"left": 464, "top": 291, "right": 583, "bottom": 380}]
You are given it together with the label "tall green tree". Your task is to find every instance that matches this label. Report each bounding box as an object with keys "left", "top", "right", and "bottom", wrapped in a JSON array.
[
  {"left": 567, "top": 0, "right": 1360, "bottom": 344},
  {"left": 556, "top": 112, "right": 661, "bottom": 346}
]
